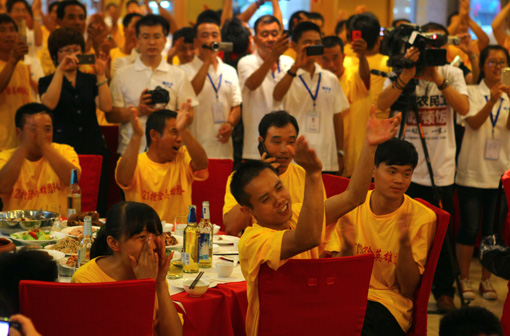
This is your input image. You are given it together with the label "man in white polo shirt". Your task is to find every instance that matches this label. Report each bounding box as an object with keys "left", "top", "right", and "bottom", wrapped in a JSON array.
[
  {"left": 180, "top": 18, "right": 242, "bottom": 160},
  {"left": 108, "top": 14, "right": 198, "bottom": 155},
  {"left": 237, "top": 15, "right": 294, "bottom": 160},
  {"left": 274, "top": 21, "right": 349, "bottom": 174}
]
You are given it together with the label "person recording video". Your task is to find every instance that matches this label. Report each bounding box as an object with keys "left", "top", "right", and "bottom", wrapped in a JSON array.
[{"left": 377, "top": 22, "right": 469, "bottom": 313}]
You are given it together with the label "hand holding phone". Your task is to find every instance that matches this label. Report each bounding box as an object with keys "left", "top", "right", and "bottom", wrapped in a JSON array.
[
  {"left": 352, "top": 30, "right": 362, "bottom": 41},
  {"left": 0, "top": 317, "right": 21, "bottom": 336},
  {"left": 258, "top": 141, "right": 270, "bottom": 158},
  {"left": 76, "top": 54, "right": 95, "bottom": 65},
  {"left": 502, "top": 67, "right": 510, "bottom": 86},
  {"left": 305, "top": 45, "right": 324, "bottom": 56}
]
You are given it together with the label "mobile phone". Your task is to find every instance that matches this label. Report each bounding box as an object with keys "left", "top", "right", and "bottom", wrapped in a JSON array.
[
  {"left": 76, "top": 54, "right": 95, "bottom": 65},
  {"left": 502, "top": 67, "right": 510, "bottom": 86},
  {"left": 306, "top": 45, "right": 324, "bottom": 56},
  {"left": 447, "top": 35, "right": 461, "bottom": 46},
  {"left": 16, "top": 19, "right": 26, "bottom": 42},
  {"left": 0, "top": 317, "right": 21, "bottom": 336},
  {"left": 352, "top": 30, "right": 362, "bottom": 41},
  {"left": 258, "top": 141, "right": 270, "bottom": 158}
]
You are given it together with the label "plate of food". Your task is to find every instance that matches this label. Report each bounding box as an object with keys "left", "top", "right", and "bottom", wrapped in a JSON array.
[
  {"left": 66, "top": 212, "right": 103, "bottom": 226},
  {"left": 44, "top": 236, "right": 80, "bottom": 256},
  {"left": 214, "top": 235, "right": 240, "bottom": 246},
  {"left": 10, "top": 229, "right": 66, "bottom": 246},
  {"left": 61, "top": 226, "right": 100, "bottom": 239},
  {"left": 163, "top": 233, "right": 183, "bottom": 250}
]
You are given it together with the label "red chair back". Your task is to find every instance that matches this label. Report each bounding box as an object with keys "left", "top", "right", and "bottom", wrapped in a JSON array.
[
  {"left": 258, "top": 254, "right": 374, "bottom": 336},
  {"left": 191, "top": 159, "right": 233, "bottom": 230},
  {"left": 322, "top": 174, "right": 374, "bottom": 198},
  {"left": 406, "top": 199, "right": 450, "bottom": 336},
  {"left": 77, "top": 154, "right": 103, "bottom": 212},
  {"left": 502, "top": 170, "right": 510, "bottom": 245},
  {"left": 503, "top": 281, "right": 510, "bottom": 336},
  {"left": 19, "top": 279, "right": 156, "bottom": 336}
]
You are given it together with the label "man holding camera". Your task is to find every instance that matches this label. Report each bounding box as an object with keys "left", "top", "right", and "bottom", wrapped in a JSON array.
[
  {"left": 180, "top": 18, "right": 242, "bottom": 160},
  {"left": 273, "top": 21, "right": 349, "bottom": 174},
  {"left": 378, "top": 28, "right": 469, "bottom": 312},
  {"left": 108, "top": 14, "right": 198, "bottom": 155}
]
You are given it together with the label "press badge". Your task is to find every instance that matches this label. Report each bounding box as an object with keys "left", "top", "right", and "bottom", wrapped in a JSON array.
[
  {"left": 485, "top": 138, "right": 500, "bottom": 160},
  {"left": 212, "top": 102, "right": 225, "bottom": 123},
  {"left": 306, "top": 113, "right": 320, "bottom": 133}
]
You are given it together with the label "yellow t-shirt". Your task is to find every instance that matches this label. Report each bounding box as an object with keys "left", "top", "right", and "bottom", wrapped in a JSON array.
[
  {"left": 0, "top": 143, "right": 81, "bottom": 215},
  {"left": 239, "top": 203, "right": 323, "bottom": 336},
  {"left": 109, "top": 47, "right": 128, "bottom": 74},
  {"left": 325, "top": 191, "right": 436, "bottom": 332},
  {"left": 71, "top": 256, "right": 115, "bottom": 283},
  {"left": 283, "top": 47, "right": 296, "bottom": 60},
  {"left": 339, "top": 68, "right": 371, "bottom": 178},
  {"left": 39, "top": 45, "right": 95, "bottom": 76},
  {"left": 447, "top": 41, "right": 480, "bottom": 71},
  {"left": 116, "top": 147, "right": 209, "bottom": 222},
  {"left": 222, "top": 162, "right": 307, "bottom": 216},
  {"left": 0, "top": 61, "right": 32, "bottom": 150},
  {"left": 343, "top": 53, "right": 390, "bottom": 119}
]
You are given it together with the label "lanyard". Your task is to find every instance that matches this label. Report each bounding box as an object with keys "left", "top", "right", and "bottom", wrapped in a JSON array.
[
  {"left": 271, "top": 61, "right": 281, "bottom": 80},
  {"left": 207, "top": 73, "right": 223, "bottom": 100},
  {"left": 299, "top": 73, "right": 321, "bottom": 110},
  {"left": 484, "top": 95, "right": 503, "bottom": 137}
]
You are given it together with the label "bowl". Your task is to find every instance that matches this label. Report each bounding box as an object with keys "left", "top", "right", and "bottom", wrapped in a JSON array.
[
  {"left": 0, "top": 237, "right": 15, "bottom": 253},
  {"left": 183, "top": 279, "right": 209, "bottom": 297},
  {"left": 34, "top": 248, "right": 66, "bottom": 261},
  {"left": 0, "top": 210, "right": 59, "bottom": 235},
  {"left": 213, "top": 224, "right": 220, "bottom": 235},
  {"left": 58, "top": 257, "right": 78, "bottom": 278},
  {"left": 215, "top": 261, "right": 234, "bottom": 277}
]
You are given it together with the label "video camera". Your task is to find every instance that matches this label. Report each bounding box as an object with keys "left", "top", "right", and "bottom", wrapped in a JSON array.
[{"left": 381, "top": 24, "right": 447, "bottom": 76}]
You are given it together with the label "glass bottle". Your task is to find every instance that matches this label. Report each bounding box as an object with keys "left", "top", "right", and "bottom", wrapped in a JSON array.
[
  {"left": 183, "top": 205, "right": 199, "bottom": 273},
  {"left": 67, "top": 169, "right": 81, "bottom": 218},
  {"left": 78, "top": 216, "right": 92, "bottom": 267},
  {"left": 198, "top": 201, "right": 213, "bottom": 268}
]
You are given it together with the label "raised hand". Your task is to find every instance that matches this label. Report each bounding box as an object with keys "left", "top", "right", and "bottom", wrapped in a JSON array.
[
  {"left": 397, "top": 212, "right": 411, "bottom": 246},
  {"left": 130, "top": 106, "right": 144, "bottom": 138},
  {"left": 261, "top": 152, "right": 279, "bottom": 170},
  {"left": 458, "top": 33, "right": 473, "bottom": 55},
  {"left": 10, "top": 40, "right": 28, "bottom": 63},
  {"left": 365, "top": 105, "right": 401, "bottom": 146},
  {"left": 288, "top": 135, "right": 322, "bottom": 174},
  {"left": 401, "top": 47, "right": 420, "bottom": 79},
  {"left": 155, "top": 236, "right": 171, "bottom": 284},
  {"left": 270, "top": 35, "right": 290, "bottom": 60},
  {"left": 293, "top": 44, "right": 308, "bottom": 70},
  {"left": 58, "top": 54, "right": 79, "bottom": 72},
  {"left": 130, "top": 236, "right": 158, "bottom": 280},
  {"left": 176, "top": 98, "right": 193, "bottom": 131},
  {"left": 351, "top": 38, "right": 368, "bottom": 58},
  {"left": 93, "top": 52, "right": 109, "bottom": 76},
  {"left": 489, "top": 82, "right": 504, "bottom": 103}
]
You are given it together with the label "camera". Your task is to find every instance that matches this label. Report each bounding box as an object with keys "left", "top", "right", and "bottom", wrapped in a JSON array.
[
  {"left": 381, "top": 24, "right": 447, "bottom": 76},
  {"left": 148, "top": 86, "right": 170, "bottom": 105},
  {"left": 202, "top": 42, "right": 234, "bottom": 52},
  {"left": 306, "top": 45, "right": 324, "bottom": 56}
]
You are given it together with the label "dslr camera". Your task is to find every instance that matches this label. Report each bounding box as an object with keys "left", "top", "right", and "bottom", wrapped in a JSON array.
[
  {"left": 148, "top": 86, "right": 170, "bottom": 105},
  {"left": 381, "top": 24, "right": 447, "bottom": 76}
]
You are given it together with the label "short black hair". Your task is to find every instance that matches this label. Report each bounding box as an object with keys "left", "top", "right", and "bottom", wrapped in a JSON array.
[
  {"left": 439, "top": 306, "right": 503, "bottom": 336},
  {"left": 288, "top": 10, "right": 309, "bottom": 33},
  {"left": 48, "top": 27, "right": 85, "bottom": 66},
  {"left": 126, "top": 0, "right": 139, "bottom": 9},
  {"left": 222, "top": 17, "right": 250, "bottom": 54},
  {"left": 146, "top": 109, "right": 177, "bottom": 146},
  {"left": 421, "top": 22, "right": 449, "bottom": 36},
  {"left": 308, "top": 12, "right": 324, "bottom": 26},
  {"left": 122, "top": 12, "right": 142, "bottom": 28},
  {"left": 15, "top": 103, "right": 53, "bottom": 129},
  {"left": 231, "top": 160, "right": 277, "bottom": 208},
  {"left": 258, "top": 111, "right": 299, "bottom": 140},
  {"left": 291, "top": 21, "right": 321, "bottom": 43},
  {"left": 172, "top": 27, "right": 194, "bottom": 45},
  {"left": 194, "top": 16, "right": 220, "bottom": 38},
  {"left": 335, "top": 20, "right": 347, "bottom": 36},
  {"left": 374, "top": 138, "right": 418, "bottom": 169},
  {"left": 479, "top": 45, "right": 510, "bottom": 82},
  {"left": 56, "top": 0, "right": 86, "bottom": 20},
  {"left": 447, "top": 12, "right": 459, "bottom": 27},
  {"left": 254, "top": 14, "right": 281, "bottom": 35},
  {"left": 0, "top": 13, "right": 17, "bottom": 31},
  {"left": 6, "top": 0, "right": 32, "bottom": 17},
  {"left": 322, "top": 35, "right": 344, "bottom": 53},
  {"left": 392, "top": 18, "right": 411, "bottom": 27},
  {"left": 135, "top": 14, "right": 170, "bottom": 37},
  {"left": 348, "top": 12, "right": 381, "bottom": 50},
  {"left": 196, "top": 9, "right": 221, "bottom": 27}
]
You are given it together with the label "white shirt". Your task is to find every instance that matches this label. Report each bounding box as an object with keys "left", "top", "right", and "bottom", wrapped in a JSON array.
[
  {"left": 384, "top": 65, "right": 468, "bottom": 186},
  {"left": 237, "top": 51, "right": 294, "bottom": 159},
  {"left": 456, "top": 80, "right": 510, "bottom": 188},
  {"left": 110, "top": 56, "right": 198, "bottom": 154},
  {"left": 277, "top": 63, "right": 349, "bottom": 171},
  {"left": 180, "top": 55, "right": 242, "bottom": 159}
]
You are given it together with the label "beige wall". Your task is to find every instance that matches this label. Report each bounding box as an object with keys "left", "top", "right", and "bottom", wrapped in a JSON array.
[{"left": 173, "top": 0, "right": 223, "bottom": 28}]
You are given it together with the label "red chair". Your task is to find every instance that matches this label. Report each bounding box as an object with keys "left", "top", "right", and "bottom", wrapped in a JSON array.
[
  {"left": 19, "top": 279, "right": 156, "bottom": 336},
  {"left": 406, "top": 198, "right": 450, "bottom": 336},
  {"left": 322, "top": 174, "right": 374, "bottom": 198},
  {"left": 501, "top": 170, "right": 510, "bottom": 336},
  {"left": 77, "top": 154, "right": 103, "bottom": 212},
  {"left": 191, "top": 159, "right": 233, "bottom": 230},
  {"left": 502, "top": 170, "right": 510, "bottom": 245},
  {"left": 257, "top": 254, "right": 374, "bottom": 336}
]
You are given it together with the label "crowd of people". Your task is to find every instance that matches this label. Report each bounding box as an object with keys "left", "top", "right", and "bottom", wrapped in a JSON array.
[{"left": 0, "top": 0, "right": 509, "bottom": 335}]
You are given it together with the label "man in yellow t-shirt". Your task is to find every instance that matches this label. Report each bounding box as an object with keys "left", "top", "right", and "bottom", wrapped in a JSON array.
[
  {"left": 235, "top": 108, "right": 402, "bottom": 336},
  {"left": 0, "top": 14, "right": 32, "bottom": 151},
  {"left": 0, "top": 103, "right": 81, "bottom": 216},
  {"left": 115, "top": 101, "right": 209, "bottom": 223},
  {"left": 319, "top": 35, "right": 372, "bottom": 178},
  {"left": 326, "top": 138, "right": 436, "bottom": 335}
]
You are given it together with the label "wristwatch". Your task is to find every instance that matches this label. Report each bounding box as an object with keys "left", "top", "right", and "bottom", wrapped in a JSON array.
[{"left": 437, "top": 79, "right": 450, "bottom": 91}]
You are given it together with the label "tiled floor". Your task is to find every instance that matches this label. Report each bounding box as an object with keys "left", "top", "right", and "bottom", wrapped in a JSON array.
[{"left": 427, "top": 258, "right": 508, "bottom": 335}]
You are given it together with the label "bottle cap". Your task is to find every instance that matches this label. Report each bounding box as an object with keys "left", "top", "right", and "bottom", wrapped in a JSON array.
[
  {"left": 83, "top": 216, "right": 92, "bottom": 236},
  {"left": 70, "top": 169, "right": 79, "bottom": 184},
  {"left": 187, "top": 205, "right": 197, "bottom": 223}
]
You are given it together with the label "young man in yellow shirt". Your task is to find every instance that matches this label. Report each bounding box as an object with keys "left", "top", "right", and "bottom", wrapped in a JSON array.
[
  {"left": 115, "top": 100, "right": 209, "bottom": 223},
  {"left": 327, "top": 138, "right": 437, "bottom": 335},
  {"left": 0, "top": 103, "right": 81, "bottom": 215},
  {"left": 233, "top": 106, "right": 401, "bottom": 335}
]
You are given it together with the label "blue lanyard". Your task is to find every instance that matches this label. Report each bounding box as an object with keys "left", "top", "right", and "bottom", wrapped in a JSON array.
[
  {"left": 207, "top": 73, "right": 222, "bottom": 100},
  {"left": 484, "top": 95, "right": 503, "bottom": 136},
  {"left": 271, "top": 61, "right": 281, "bottom": 80},
  {"left": 299, "top": 73, "right": 321, "bottom": 110}
]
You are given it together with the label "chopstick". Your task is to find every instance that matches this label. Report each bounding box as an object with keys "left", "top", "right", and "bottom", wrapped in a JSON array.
[
  {"left": 189, "top": 271, "right": 204, "bottom": 289},
  {"left": 219, "top": 257, "right": 239, "bottom": 264}
]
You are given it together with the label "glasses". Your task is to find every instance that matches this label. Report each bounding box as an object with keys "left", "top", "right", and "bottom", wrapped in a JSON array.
[
  {"left": 487, "top": 61, "right": 508, "bottom": 68},
  {"left": 58, "top": 48, "right": 81, "bottom": 54}
]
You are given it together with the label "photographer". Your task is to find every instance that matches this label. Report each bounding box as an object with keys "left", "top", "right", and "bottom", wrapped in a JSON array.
[{"left": 377, "top": 23, "right": 469, "bottom": 312}]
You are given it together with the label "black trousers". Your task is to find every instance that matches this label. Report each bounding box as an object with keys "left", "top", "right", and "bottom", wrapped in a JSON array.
[{"left": 362, "top": 301, "right": 405, "bottom": 336}]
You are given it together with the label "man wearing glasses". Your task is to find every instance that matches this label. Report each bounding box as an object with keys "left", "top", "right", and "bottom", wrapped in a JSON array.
[{"left": 108, "top": 14, "right": 197, "bottom": 155}]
